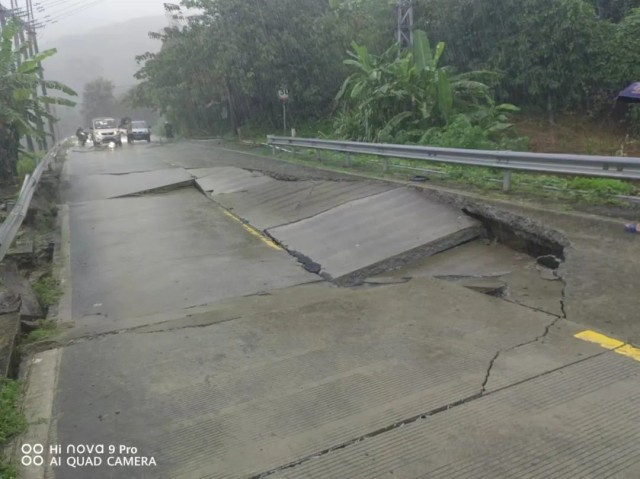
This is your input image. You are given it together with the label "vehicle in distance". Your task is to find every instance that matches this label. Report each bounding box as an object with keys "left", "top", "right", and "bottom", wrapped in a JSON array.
[
  {"left": 91, "top": 117, "right": 122, "bottom": 147},
  {"left": 127, "top": 121, "right": 151, "bottom": 143}
]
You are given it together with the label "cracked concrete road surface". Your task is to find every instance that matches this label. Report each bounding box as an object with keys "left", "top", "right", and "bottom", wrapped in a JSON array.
[{"left": 23, "top": 140, "right": 640, "bottom": 479}]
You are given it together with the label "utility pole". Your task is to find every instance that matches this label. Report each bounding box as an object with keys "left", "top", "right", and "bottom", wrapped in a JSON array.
[
  {"left": 6, "top": 0, "right": 37, "bottom": 153},
  {"left": 396, "top": 0, "right": 413, "bottom": 51},
  {"left": 19, "top": 22, "right": 46, "bottom": 150},
  {"left": 25, "top": 0, "right": 54, "bottom": 144},
  {"left": 9, "top": 0, "right": 22, "bottom": 65},
  {"left": 0, "top": 3, "right": 6, "bottom": 28}
]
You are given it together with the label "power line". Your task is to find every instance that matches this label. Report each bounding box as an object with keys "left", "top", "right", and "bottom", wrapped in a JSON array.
[
  {"left": 41, "top": 0, "right": 90, "bottom": 20},
  {"left": 36, "top": 0, "right": 74, "bottom": 6},
  {"left": 38, "top": 0, "right": 102, "bottom": 25},
  {"left": 35, "top": 0, "right": 76, "bottom": 11}
]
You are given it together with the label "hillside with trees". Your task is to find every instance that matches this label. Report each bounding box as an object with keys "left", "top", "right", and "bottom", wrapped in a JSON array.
[{"left": 130, "top": 0, "right": 640, "bottom": 151}]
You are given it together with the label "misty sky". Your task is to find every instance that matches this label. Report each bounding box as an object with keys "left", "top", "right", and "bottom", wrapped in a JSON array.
[{"left": 35, "top": 0, "right": 174, "bottom": 41}]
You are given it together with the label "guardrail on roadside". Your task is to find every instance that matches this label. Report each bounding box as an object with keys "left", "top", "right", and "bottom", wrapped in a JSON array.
[
  {"left": 0, "top": 144, "right": 61, "bottom": 262},
  {"left": 266, "top": 136, "right": 640, "bottom": 192}
]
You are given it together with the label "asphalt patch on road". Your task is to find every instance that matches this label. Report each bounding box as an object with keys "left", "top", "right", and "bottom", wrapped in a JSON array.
[{"left": 290, "top": 250, "right": 323, "bottom": 274}]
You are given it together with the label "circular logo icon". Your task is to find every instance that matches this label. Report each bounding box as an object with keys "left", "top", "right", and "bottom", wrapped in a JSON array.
[{"left": 21, "top": 443, "right": 44, "bottom": 466}]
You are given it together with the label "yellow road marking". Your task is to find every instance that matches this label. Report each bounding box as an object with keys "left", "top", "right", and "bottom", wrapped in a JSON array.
[
  {"left": 221, "top": 210, "right": 282, "bottom": 251},
  {"left": 574, "top": 330, "right": 624, "bottom": 350},
  {"left": 617, "top": 345, "right": 640, "bottom": 362},
  {"left": 574, "top": 330, "right": 640, "bottom": 362}
]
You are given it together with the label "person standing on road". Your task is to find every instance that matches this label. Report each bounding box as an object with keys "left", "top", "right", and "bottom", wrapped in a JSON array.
[{"left": 164, "top": 121, "right": 174, "bottom": 139}]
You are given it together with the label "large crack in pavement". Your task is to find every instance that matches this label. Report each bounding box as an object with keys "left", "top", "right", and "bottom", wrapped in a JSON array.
[
  {"left": 480, "top": 314, "right": 563, "bottom": 394},
  {"left": 191, "top": 179, "right": 332, "bottom": 281},
  {"left": 21, "top": 314, "right": 246, "bottom": 355},
  {"left": 482, "top": 267, "right": 568, "bottom": 386},
  {"left": 501, "top": 298, "right": 563, "bottom": 319},
  {"left": 480, "top": 351, "right": 502, "bottom": 393},
  {"left": 249, "top": 348, "right": 611, "bottom": 479}
]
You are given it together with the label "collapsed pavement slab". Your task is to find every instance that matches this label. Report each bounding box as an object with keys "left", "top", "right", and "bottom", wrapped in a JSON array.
[
  {"left": 194, "top": 167, "right": 274, "bottom": 194},
  {"left": 64, "top": 168, "right": 194, "bottom": 202},
  {"left": 68, "top": 189, "right": 315, "bottom": 329},
  {"left": 212, "top": 177, "right": 395, "bottom": 230}
]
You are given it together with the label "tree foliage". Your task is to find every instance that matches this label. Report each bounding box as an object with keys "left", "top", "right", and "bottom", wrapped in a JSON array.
[
  {"left": 133, "top": 0, "right": 640, "bottom": 140},
  {"left": 118, "top": 87, "right": 159, "bottom": 126},
  {"left": 416, "top": 0, "right": 640, "bottom": 116},
  {"left": 81, "top": 77, "right": 117, "bottom": 124},
  {"left": 0, "top": 20, "right": 76, "bottom": 179},
  {"left": 134, "top": 0, "right": 392, "bottom": 135},
  {"left": 333, "top": 30, "right": 520, "bottom": 148},
  {"left": 589, "top": 0, "right": 640, "bottom": 21}
]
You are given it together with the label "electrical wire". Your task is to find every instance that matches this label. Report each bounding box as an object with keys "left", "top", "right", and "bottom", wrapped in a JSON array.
[
  {"left": 41, "top": 0, "right": 103, "bottom": 23},
  {"left": 36, "top": 0, "right": 75, "bottom": 8},
  {"left": 41, "top": 0, "right": 89, "bottom": 19},
  {"left": 35, "top": 0, "right": 76, "bottom": 14}
]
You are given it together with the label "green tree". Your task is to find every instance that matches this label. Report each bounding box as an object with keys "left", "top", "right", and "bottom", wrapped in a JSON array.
[
  {"left": 606, "top": 9, "right": 640, "bottom": 85},
  {"left": 415, "top": 0, "right": 613, "bottom": 117},
  {"left": 131, "top": 0, "right": 640, "bottom": 140},
  {"left": 81, "top": 77, "right": 117, "bottom": 124},
  {"left": 134, "top": 0, "right": 385, "bottom": 136},
  {"left": 589, "top": 0, "right": 640, "bottom": 21},
  {"left": 117, "top": 87, "right": 159, "bottom": 127},
  {"left": 334, "top": 30, "right": 502, "bottom": 143},
  {"left": 0, "top": 20, "right": 76, "bottom": 179}
]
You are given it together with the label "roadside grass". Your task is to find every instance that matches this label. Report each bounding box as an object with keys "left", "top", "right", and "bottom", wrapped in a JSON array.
[
  {"left": 16, "top": 155, "right": 36, "bottom": 180},
  {"left": 225, "top": 113, "right": 640, "bottom": 206},
  {"left": 253, "top": 144, "right": 639, "bottom": 206},
  {"left": 238, "top": 118, "right": 335, "bottom": 144},
  {"left": 0, "top": 380, "right": 27, "bottom": 478},
  {"left": 511, "top": 113, "right": 637, "bottom": 156},
  {"left": 25, "top": 275, "right": 62, "bottom": 343},
  {"left": 61, "top": 138, "right": 75, "bottom": 148},
  {"left": 24, "top": 320, "right": 58, "bottom": 344},
  {"left": 32, "top": 275, "right": 62, "bottom": 310}
]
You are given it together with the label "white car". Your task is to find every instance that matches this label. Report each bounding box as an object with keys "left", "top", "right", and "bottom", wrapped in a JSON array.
[{"left": 91, "top": 117, "right": 122, "bottom": 147}]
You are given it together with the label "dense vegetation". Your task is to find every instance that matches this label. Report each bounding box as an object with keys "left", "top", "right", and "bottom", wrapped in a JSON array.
[
  {"left": 81, "top": 77, "right": 118, "bottom": 124},
  {"left": 131, "top": 0, "right": 640, "bottom": 144},
  {"left": 0, "top": 20, "right": 75, "bottom": 180}
]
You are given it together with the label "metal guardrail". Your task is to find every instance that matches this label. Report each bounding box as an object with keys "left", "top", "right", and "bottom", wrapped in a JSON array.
[
  {"left": 267, "top": 136, "right": 640, "bottom": 192},
  {"left": 0, "top": 144, "right": 60, "bottom": 262}
]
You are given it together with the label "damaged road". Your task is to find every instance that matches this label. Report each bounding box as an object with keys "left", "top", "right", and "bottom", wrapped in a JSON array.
[{"left": 20, "top": 140, "right": 640, "bottom": 479}]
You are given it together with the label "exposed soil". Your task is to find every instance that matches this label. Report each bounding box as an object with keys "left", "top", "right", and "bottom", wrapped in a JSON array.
[
  {"left": 513, "top": 113, "right": 640, "bottom": 156},
  {"left": 0, "top": 159, "right": 63, "bottom": 378}
]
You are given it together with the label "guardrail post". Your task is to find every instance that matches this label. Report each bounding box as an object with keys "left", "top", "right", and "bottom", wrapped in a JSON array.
[
  {"left": 502, "top": 170, "right": 512, "bottom": 192},
  {"left": 382, "top": 158, "right": 390, "bottom": 173},
  {"left": 315, "top": 149, "right": 321, "bottom": 162},
  {"left": 267, "top": 135, "right": 275, "bottom": 156},
  {"left": 343, "top": 153, "right": 351, "bottom": 167}
]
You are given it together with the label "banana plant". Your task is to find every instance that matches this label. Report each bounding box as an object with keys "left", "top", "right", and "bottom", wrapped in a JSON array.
[
  {"left": 0, "top": 20, "right": 76, "bottom": 178},
  {"left": 335, "top": 29, "right": 507, "bottom": 143}
]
